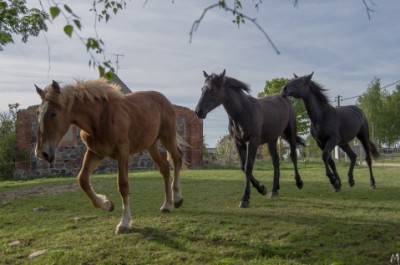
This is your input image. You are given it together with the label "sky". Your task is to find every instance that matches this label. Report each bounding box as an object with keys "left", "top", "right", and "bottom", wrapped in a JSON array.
[{"left": 1, "top": 0, "right": 399, "bottom": 147}]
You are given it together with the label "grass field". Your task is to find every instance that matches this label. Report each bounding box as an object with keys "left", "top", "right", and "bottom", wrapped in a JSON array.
[{"left": 0, "top": 161, "right": 399, "bottom": 264}]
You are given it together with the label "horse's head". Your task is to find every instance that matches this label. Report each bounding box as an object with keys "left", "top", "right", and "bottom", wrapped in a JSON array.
[
  {"left": 34, "top": 80, "right": 71, "bottom": 163},
  {"left": 282, "top": 71, "right": 314, "bottom": 99},
  {"left": 195, "top": 69, "right": 226, "bottom": 119}
]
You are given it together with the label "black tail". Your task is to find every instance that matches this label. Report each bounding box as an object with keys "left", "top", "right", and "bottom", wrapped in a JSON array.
[
  {"left": 296, "top": 135, "right": 306, "bottom": 147},
  {"left": 369, "top": 141, "right": 380, "bottom": 159}
]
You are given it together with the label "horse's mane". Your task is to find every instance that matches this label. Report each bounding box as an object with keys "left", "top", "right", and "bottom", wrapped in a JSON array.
[
  {"left": 43, "top": 78, "right": 124, "bottom": 107},
  {"left": 224, "top": 76, "right": 251, "bottom": 94},
  {"left": 309, "top": 80, "right": 329, "bottom": 104}
]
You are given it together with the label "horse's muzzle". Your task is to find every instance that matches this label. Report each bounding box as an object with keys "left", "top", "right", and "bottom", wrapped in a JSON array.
[
  {"left": 195, "top": 108, "right": 207, "bottom": 119},
  {"left": 36, "top": 144, "right": 55, "bottom": 163},
  {"left": 281, "top": 86, "right": 288, "bottom": 97}
]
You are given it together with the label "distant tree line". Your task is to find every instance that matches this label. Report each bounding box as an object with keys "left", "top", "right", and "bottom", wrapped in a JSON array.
[
  {"left": 0, "top": 103, "right": 26, "bottom": 179},
  {"left": 357, "top": 78, "right": 400, "bottom": 148}
]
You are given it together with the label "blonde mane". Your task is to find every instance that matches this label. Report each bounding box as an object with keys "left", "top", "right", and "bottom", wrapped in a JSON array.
[{"left": 43, "top": 78, "right": 124, "bottom": 108}]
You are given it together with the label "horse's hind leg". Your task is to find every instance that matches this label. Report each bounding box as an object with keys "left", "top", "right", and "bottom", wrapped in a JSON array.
[
  {"left": 290, "top": 142, "right": 303, "bottom": 189},
  {"left": 115, "top": 152, "right": 131, "bottom": 234},
  {"left": 282, "top": 131, "right": 304, "bottom": 189},
  {"left": 358, "top": 136, "right": 376, "bottom": 189},
  {"left": 340, "top": 143, "right": 357, "bottom": 187},
  {"left": 163, "top": 139, "right": 184, "bottom": 208},
  {"left": 267, "top": 141, "right": 280, "bottom": 198},
  {"left": 147, "top": 142, "right": 173, "bottom": 212},
  {"left": 77, "top": 150, "right": 114, "bottom": 211}
]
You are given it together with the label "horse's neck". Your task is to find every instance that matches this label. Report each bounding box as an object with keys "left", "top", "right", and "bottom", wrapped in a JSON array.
[
  {"left": 303, "top": 94, "right": 330, "bottom": 124},
  {"left": 70, "top": 100, "right": 101, "bottom": 136},
  {"left": 222, "top": 89, "right": 252, "bottom": 124}
]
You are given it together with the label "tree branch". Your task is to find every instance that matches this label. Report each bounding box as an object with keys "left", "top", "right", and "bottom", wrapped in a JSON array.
[
  {"left": 362, "top": 0, "right": 376, "bottom": 20},
  {"left": 189, "top": 2, "right": 280, "bottom": 55},
  {"left": 189, "top": 3, "right": 220, "bottom": 44}
]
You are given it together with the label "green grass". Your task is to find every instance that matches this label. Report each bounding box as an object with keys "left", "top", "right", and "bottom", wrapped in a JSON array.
[{"left": 1, "top": 162, "right": 399, "bottom": 264}]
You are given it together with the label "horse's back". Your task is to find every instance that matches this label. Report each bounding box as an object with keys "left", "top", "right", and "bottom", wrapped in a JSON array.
[
  {"left": 126, "top": 90, "right": 173, "bottom": 108},
  {"left": 258, "top": 94, "right": 293, "bottom": 142},
  {"left": 123, "top": 91, "right": 176, "bottom": 150},
  {"left": 337, "top": 105, "right": 367, "bottom": 143},
  {"left": 259, "top": 94, "right": 292, "bottom": 121}
]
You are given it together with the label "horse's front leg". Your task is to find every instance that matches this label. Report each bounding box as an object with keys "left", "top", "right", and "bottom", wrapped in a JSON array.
[
  {"left": 321, "top": 140, "right": 341, "bottom": 192},
  {"left": 147, "top": 142, "right": 173, "bottom": 213},
  {"left": 114, "top": 152, "right": 132, "bottom": 234},
  {"left": 268, "top": 141, "right": 280, "bottom": 198},
  {"left": 77, "top": 151, "right": 114, "bottom": 211},
  {"left": 235, "top": 141, "right": 267, "bottom": 196},
  {"left": 239, "top": 140, "right": 259, "bottom": 208}
]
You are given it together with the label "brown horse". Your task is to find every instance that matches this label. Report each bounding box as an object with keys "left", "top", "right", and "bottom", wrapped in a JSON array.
[{"left": 34, "top": 78, "right": 184, "bottom": 234}]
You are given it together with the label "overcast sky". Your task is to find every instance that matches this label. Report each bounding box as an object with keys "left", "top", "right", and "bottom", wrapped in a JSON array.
[{"left": 1, "top": 0, "right": 399, "bottom": 147}]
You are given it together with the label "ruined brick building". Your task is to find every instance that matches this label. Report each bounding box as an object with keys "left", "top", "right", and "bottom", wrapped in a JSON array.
[{"left": 14, "top": 75, "right": 203, "bottom": 178}]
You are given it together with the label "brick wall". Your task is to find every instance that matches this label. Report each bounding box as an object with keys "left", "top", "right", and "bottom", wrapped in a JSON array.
[{"left": 14, "top": 105, "right": 203, "bottom": 179}]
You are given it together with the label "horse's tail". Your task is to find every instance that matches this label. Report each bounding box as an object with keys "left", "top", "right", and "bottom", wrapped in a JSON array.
[
  {"left": 296, "top": 135, "right": 306, "bottom": 147},
  {"left": 176, "top": 133, "right": 191, "bottom": 149},
  {"left": 369, "top": 140, "right": 380, "bottom": 159},
  {"left": 169, "top": 133, "right": 191, "bottom": 168},
  {"left": 360, "top": 110, "right": 380, "bottom": 159}
]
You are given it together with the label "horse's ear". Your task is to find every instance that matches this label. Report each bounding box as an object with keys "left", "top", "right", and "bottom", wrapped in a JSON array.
[
  {"left": 293, "top": 73, "right": 298, "bottom": 78},
  {"left": 203, "top": 71, "right": 209, "bottom": 78},
  {"left": 52, "top": 80, "right": 61, "bottom": 94},
  {"left": 305, "top": 71, "right": 314, "bottom": 83},
  {"left": 220, "top": 69, "right": 226, "bottom": 78},
  {"left": 35, "top": 85, "right": 44, "bottom": 99}
]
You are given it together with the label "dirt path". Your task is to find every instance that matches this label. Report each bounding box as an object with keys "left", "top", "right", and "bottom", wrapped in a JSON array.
[{"left": 0, "top": 183, "right": 79, "bottom": 203}]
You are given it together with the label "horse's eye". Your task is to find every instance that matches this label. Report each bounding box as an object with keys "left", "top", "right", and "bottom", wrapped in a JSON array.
[
  {"left": 50, "top": 111, "right": 57, "bottom": 118},
  {"left": 36, "top": 110, "right": 39, "bottom": 116}
]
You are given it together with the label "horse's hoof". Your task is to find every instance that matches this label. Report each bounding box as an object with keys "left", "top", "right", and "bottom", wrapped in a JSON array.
[
  {"left": 370, "top": 184, "right": 376, "bottom": 190},
  {"left": 160, "top": 208, "right": 171, "bottom": 213},
  {"left": 269, "top": 191, "right": 279, "bottom": 198},
  {"left": 334, "top": 188, "right": 341, "bottom": 193},
  {"left": 174, "top": 198, "right": 184, "bottom": 208},
  {"left": 296, "top": 180, "right": 304, "bottom": 189},
  {"left": 108, "top": 201, "right": 115, "bottom": 212},
  {"left": 349, "top": 180, "right": 355, "bottom": 187},
  {"left": 239, "top": 200, "right": 250, "bottom": 208},
  {"left": 115, "top": 225, "right": 130, "bottom": 234},
  {"left": 334, "top": 180, "right": 341, "bottom": 191},
  {"left": 259, "top": 185, "right": 267, "bottom": 196}
]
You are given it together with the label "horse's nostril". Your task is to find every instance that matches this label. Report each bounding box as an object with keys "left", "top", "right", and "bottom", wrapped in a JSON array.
[{"left": 42, "top": 152, "right": 49, "bottom": 159}]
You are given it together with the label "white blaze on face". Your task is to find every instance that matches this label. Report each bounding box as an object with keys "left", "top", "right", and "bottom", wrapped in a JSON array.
[{"left": 38, "top": 101, "right": 49, "bottom": 133}]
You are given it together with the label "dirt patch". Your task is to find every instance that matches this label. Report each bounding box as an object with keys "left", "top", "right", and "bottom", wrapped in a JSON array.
[{"left": 0, "top": 183, "right": 80, "bottom": 203}]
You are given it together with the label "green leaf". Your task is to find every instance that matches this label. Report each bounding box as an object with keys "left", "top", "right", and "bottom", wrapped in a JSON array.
[
  {"left": 64, "top": 4, "right": 73, "bottom": 14},
  {"left": 49, "top": 6, "right": 60, "bottom": 19},
  {"left": 63, "top": 25, "right": 73, "bottom": 37},
  {"left": 98, "top": 66, "right": 105, "bottom": 77},
  {"left": 73, "top": 19, "right": 81, "bottom": 30},
  {"left": 104, "top": 71, "right": 113, "bottom": 80},
  {"left": 63, "top": 5, "right": 79, "bottom": 18}
]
